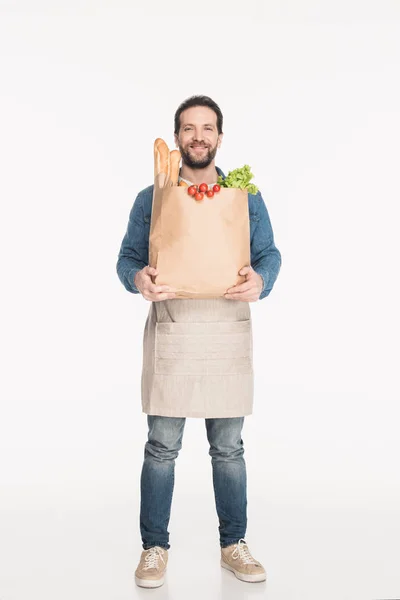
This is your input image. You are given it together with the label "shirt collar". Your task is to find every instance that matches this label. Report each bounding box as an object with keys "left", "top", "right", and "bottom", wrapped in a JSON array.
[{"left": 178, "top": 166, "right": 225, "bottom": 186}]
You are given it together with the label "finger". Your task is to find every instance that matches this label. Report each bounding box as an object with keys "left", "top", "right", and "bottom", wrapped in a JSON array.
[
  {"left": 225, "top": 290, "right": 254, "bottom": 300},
  {"left": 226, "top": 282, "right": 253, "bottom": 294},
  {"left": 151, "top": 292, "right": 176, "bottom": 302},
  {"left": 224, "top": 293, "right": 248, "bottom": 302},
  {"left": 145, "top": 266, "right": 158, "bottom": 276},
  {"left": 147, "top": 283, "right": 175, "bottom": 293},
  {"left": 239, "top": 266, "right": 252, "bottom": 276},
  {"left": 143, "top": 291, "right": 175, "bottom": 301}
]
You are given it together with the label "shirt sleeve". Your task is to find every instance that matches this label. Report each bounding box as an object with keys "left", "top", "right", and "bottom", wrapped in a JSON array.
[
  {"left": 116, "top": 193, "right": 148, "bottom": 294},
  {"left": 251, "top": 191, "right": 282, "bottom": 300}
]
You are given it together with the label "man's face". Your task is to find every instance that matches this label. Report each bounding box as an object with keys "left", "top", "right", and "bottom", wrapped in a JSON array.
[{"left": 174, "top": 106, "right": 223, "bottom": 169}]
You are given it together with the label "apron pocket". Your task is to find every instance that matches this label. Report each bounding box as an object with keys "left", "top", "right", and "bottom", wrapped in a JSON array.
[{"left": 154, "top": 320, "right": 253, "bottom": 375}]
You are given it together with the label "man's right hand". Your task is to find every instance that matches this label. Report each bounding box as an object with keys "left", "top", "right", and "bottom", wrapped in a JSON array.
[{"left": 134, "top": 266, "right": 176, "bottom": 302}]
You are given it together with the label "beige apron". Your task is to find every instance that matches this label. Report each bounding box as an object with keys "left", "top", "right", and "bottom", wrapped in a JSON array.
[{"left": 141, "top": 297, "right": 254, "bottom": 418}]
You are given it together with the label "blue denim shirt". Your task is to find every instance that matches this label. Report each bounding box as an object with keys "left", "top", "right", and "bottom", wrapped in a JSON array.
[{"left": 116, "top": 166, "right": 282, "bottom": 300}]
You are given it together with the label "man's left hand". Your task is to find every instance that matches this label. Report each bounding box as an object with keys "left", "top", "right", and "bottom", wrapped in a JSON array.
[{"left": 224, "top": 266, "right": 263, "bottom": 302}]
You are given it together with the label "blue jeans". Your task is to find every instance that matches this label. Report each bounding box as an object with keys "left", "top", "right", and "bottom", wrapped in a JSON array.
[{"left": 140, "top": 415, "right": 247, "bottom": 550}]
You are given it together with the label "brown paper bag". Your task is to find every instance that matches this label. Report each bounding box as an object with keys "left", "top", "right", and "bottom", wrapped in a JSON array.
[{"left": 149, "top": 170, "right": 250, "bottom": 299}]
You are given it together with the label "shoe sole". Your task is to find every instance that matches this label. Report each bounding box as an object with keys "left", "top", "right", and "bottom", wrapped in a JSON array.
[
  {"left": 135, "top": 575, "right": 165, "bottom": 588},
  {"left": 220, "top": 559, "right": 266, "bottom": 583}
]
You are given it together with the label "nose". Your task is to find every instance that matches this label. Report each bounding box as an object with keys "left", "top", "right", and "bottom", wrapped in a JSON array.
[{"left": 193, "top": 130, "right": 205, "bottom": 143}]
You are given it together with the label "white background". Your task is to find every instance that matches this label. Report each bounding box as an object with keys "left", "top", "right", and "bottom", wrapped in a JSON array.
[{"left": 1, "top": 1, "right": 399, "bottom": 599}]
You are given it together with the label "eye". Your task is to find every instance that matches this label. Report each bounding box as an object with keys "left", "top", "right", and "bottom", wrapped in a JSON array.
[
  {"left": 184, "top": 127, "right": 192, "bottom": 131},
  {"left": 205, "top": 127, "right": 212, "bottom": 130}
]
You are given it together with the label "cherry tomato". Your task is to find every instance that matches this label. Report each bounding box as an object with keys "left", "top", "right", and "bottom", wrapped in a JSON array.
[
  {"left": 199, "top": 183, "right": 208, "bottom": 193},
  {"left": 194, "top": 192, "right": 204, "bottom": 201},
  {"left": 213, "top": 184, "right": 221, "bottom": 193},
  {"left": 206, "top": 190, "right": 214, "bottom": 198},
  {"left": 188, "top": 185, "right": 197, "bottom": 196}
]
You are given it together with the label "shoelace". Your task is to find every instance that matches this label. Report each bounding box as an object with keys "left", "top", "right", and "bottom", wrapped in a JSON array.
[
  {"left": 231, "top": 539, "right": 258, "bottom": 565},
  {"left": 143, "top": 546, "right": 165, "bottom": 570}
]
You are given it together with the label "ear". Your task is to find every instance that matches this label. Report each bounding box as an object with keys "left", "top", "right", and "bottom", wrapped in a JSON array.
[
  {"left": 174, "top": 133, "right": 179, "bottom": 148},
  {"left": 217, "top": 133, "right": 223, "bottom": 148}
]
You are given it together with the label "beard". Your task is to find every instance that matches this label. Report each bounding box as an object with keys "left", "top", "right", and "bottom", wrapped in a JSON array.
[{"left": 178, "top": 142, "right": 218, "bottom": 169}]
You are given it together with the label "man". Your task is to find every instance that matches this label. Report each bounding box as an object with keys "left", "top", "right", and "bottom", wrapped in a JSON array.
[{"left": 116, "top": 95, "right": 281, "bottom": 588}]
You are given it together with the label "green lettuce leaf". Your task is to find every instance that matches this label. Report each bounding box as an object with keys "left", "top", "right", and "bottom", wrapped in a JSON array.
[{"left": 217, "top": 164, "right": 259, "bottom": 194}]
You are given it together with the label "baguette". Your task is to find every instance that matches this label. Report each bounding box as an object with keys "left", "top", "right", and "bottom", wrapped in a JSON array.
[
  {"left": 170, "top": 149, "right": 181, "bottom": 186},
  {"left": 154, "top": 138, "right": 170, "bottom": 186},
  {"left": 179, "top": 180, "right": 188, "bottom": 187}
]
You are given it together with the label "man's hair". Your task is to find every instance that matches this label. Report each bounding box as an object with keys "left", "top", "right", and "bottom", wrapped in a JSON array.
[{"left": 174, "top": 95, "right": 223, "bottom": 135}]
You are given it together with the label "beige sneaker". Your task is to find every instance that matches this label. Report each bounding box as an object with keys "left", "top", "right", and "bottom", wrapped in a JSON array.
[
  {"left": 134, "top": 546, "right": 168, "bottom": 588},
  {"left": 221, "top": 539, "right": 266, "bottom": 583}
]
